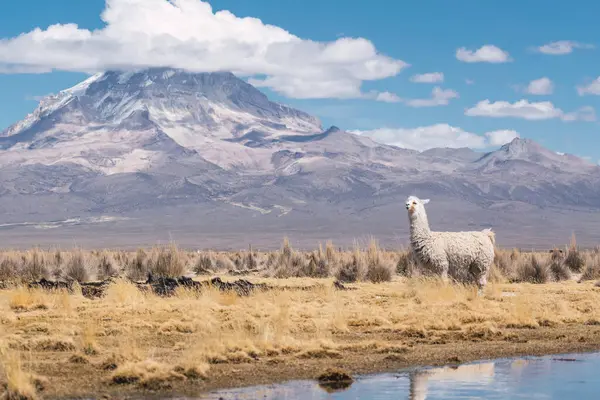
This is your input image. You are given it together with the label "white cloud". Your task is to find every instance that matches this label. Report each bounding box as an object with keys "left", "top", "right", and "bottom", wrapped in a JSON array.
[
  {"left": 373, "top": 91, "right": 402, "bottom": 103},
  {"left": 485, "top": 130, "right": 520, "bottom": 146},
  {"left": 577, "top": 77, "right": 600, "bottom": 96},
  {"left": 456, "top": 45, "right": 511, "bottom": 63},
  {"left": 350, "top": 124, "right": 517, "bottom": 151},
  {"left": 410, "top": 72, "right": 444, "bottom": 83},
  {"left": 465, "top": 99, "right": 595, "bottom": 122},
  {"left": 405, "top": 87, "right": 459, "bottom": 107},
  {"left": 561, "top": 106, "right": 596, "bottom": 122},
  {"left": 0, "top": 0, "right": 408, "bottom": 100},
  {"left": 536, "top": 40, "right": 594, "bottom": 55},
  {"left": 525, "top": 77, "right": 554, "bottom": 95},
  {"left": 0, "top": 64, "right": 52, "bottom": 74},
  {"left": 465, "top": 79, "right": 475, "bottom": 85}
]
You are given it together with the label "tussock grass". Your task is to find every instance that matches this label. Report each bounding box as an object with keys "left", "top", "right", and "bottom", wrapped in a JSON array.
[
  {"left": 111, "top": 360, "right": 186, "bottom": 389},
  {"left": 565, "top": 233, "right": 586, "bottom": 273},
  {"left": 64, "top": 251, "right": 89, "bottom": 282},
  {"left": 2, "top": 235, "right": 600, "bottom": 397},
  {"left": 0, "top": 233, "right": 598, "bottom": 285},
  {"left": 8, "top": 288, "right": 49, "bottom": 312},
  {"left": 580, "top": 253, "right": 600, "bottom": 281},
  {"left": 1, "top": 270, "right": 600, "bottom": 396},
  {"left": 516, "top": 254, "right": 550, "bottom": 284},
  {"left": 0, "top": 350, "right": 39, "bottom": 400},
  {"left": 147, "top": 244, "right": 187, "bottom": 278}
]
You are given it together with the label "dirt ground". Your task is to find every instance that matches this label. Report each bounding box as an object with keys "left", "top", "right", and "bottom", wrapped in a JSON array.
[{"left": 2, "top": 276, "right": 600, "bottom": 399}]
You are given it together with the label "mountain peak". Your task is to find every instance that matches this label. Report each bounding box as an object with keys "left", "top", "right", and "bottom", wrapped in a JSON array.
[
  {"left": 471, "top": 136, "right": 595, "bottom": 174},
  {"left": 2, "top": 68, "right": 322, "bottom": 143},
  {"left": 499, "top": 137, "right": 540, "bottom": 155}
]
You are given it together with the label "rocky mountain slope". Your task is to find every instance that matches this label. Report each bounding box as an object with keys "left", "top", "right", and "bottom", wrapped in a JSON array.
[{"left": 0, "top": 68, "right": 599, "bottom": 249}]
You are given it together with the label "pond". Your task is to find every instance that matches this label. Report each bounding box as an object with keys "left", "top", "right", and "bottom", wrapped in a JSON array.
[{"left": 192, "top": 351, "right": 600, "bottom": 399}]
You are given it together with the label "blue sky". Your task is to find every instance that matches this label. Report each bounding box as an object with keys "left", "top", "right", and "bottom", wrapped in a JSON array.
[{"left": 1, "top": 0, "right": 600, "bottom": 159}]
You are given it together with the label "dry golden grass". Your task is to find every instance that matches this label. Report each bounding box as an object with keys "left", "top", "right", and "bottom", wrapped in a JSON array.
[
  {"left": 2, "top": 236, "right": 600, "bottom": 397},
  {"left": 0, "top": 234, "right": 599, "bottom": 285},
  {"left": 0, "top": 345, "right": 49, "bottom": 400},
  {"left": 1, "top": 272, "right": 600, "bottom": 397}
]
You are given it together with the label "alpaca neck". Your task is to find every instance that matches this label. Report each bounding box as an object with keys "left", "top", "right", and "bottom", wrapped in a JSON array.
[{"left": 409, "top": 211, "right": 431, "bottom": 244}]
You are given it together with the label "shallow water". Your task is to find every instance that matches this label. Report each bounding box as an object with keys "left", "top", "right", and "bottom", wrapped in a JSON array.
[{"left": 190, "top": 351, "right": 600, "bottom": 399}]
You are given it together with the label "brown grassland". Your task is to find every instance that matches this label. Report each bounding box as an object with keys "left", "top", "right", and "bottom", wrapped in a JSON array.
[{"left": 2, "top": 235, "right": 600, "bottom": 399}]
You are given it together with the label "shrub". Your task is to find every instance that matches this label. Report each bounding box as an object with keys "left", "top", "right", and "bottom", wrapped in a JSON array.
[
  {"left": 65, "top": 252, "right": 89, "bottom": 282},
  {"left": 565, "top": 233, "right": 585, "bottom": 272},
  {"left": 214, "top": 254, "right": 235, "bottom": 271},
  {"left": 273, "top": 252, "right": 307, "bottom": 278},
  {"left": 366, "top": 261, "right": 394, "bottom": 283},
  {"left": 193, "top": 252, "right": 214, "bottom": 274},
  {"left": 147, "top": 245, "right": 186, "bottom": 278},
  {"left": 365, "top": 239, "right": 394, "bottom": 283},
  {"left": 21, "top": 249, "right": 49, "bottom": 281},
  {"left": 244, "top": 247, "right": 258, "bottom": 270},
  {"left": 580, "top": 253, "right": 600, "bottom": 281},
  {"left": 397, "top": 250, "right": 419, "bottom": 277},
  {"left": 127, "top": 249, "right": 148, "bottom": 281},
  {"left": 0, "top": 256, "right": 19, "bottom": 281},
  {"left": 516, "top": 254, "right": 550, "bottom": 284},
  {"left": 97, "top": 252, "right": 118, "bottom": 280},
  {"left": 300, "top": 253, "right": 330, "bottom": 278},
  {"left": 336, "top": 246, "right": 366, "bottom": 283},
  {"left": 548, "top": 250, "right": 571, "bottom": 282}
]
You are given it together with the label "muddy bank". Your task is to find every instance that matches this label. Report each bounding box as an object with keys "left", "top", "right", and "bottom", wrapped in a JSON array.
[
  {"left": 35, "top": 325, "right": 600, "bottom": 399},
  {"left": 3, "top": 279, "right": 600, "bottom": 399}
]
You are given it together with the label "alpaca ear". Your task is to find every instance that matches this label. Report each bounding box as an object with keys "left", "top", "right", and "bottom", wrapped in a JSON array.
[{"left": 422, "top": 199, "right": 430, "bottom": 204}]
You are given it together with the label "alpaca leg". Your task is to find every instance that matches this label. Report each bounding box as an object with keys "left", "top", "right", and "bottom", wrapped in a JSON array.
[
  {"left": 440, "top": 261, "right": 450, "bottom": 284},
  {"left": 468, "top": 261, "right": 487, "bottom": 296},
  {"left": 477, "top": 269, "right": 488, "bottom": 297}
]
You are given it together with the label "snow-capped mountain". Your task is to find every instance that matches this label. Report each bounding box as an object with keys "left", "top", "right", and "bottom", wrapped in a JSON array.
[
  {"left": 0, "top": 68, "right": 323, "bottom": 173},
  {"left": 1, "top": 68, "right": 599, "bottom": 249}
]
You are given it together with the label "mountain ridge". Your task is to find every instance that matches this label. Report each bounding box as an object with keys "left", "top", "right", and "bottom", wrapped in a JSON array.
[{"left": 0, "top": 68, "right": 599, "bottom": 248}]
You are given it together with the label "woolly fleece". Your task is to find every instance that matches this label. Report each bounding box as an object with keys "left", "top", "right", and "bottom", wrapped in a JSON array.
[{"left": 405, "top": 196, "right": 495, "bottom": 287}]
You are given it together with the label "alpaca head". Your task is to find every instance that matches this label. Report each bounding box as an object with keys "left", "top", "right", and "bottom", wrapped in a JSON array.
[{"left": 405, "top": 196, "right": 430, "bottom": 218}]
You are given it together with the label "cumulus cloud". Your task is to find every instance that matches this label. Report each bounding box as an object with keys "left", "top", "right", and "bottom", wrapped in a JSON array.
[
  {"left": 465, "top": 99, "right": 595, "bottom": 122},
  {"left": 350, "top": 124, "right": 517, "bottom": 151},
  {"left": 485, "top": 130, "right": 520, "bottom": 146},
  {"left": 405, "top": 87, "right": 459, "bottom": 107},
  {"left": 561, "top": 106, "right": 596, "bottom": 122},
  {"left": 0, "top": 0, "right": 408, "bottom": 100},
  {"left": 373, "top": 91, "right": 402, "bottom": 103},
  {"left": 410, "top": 72, "right": 444, "bottom": 83},
  {"left": 525, "top": 77, "right": 554, "bottom": 95},
  {"left": 577, "top": 77, "right": 600, "bottom": 96},
  {"left": 536, "top": 40, "right": 594, "bottom": 55},
  {"left": 456, "top": 45, "right": 511, "bottom": 63},
  {"left": 0, "top": 64, "right": 52, "bottom": 74}
]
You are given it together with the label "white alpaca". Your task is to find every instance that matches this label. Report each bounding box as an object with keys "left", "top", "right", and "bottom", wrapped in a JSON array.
[{"left": 405, "top": 195, "right": 495, "bottom": 289}]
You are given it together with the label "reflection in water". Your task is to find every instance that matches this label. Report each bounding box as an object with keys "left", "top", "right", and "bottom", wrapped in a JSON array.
[
  {"left": 196, "top": 352, "right": 599, "bottom": 400},
  {"left": 409, "top": 363, "right": 495, "bottom": 400},
  {"left": 318, "top": 381, "right": 353, "bottom": 393}
]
